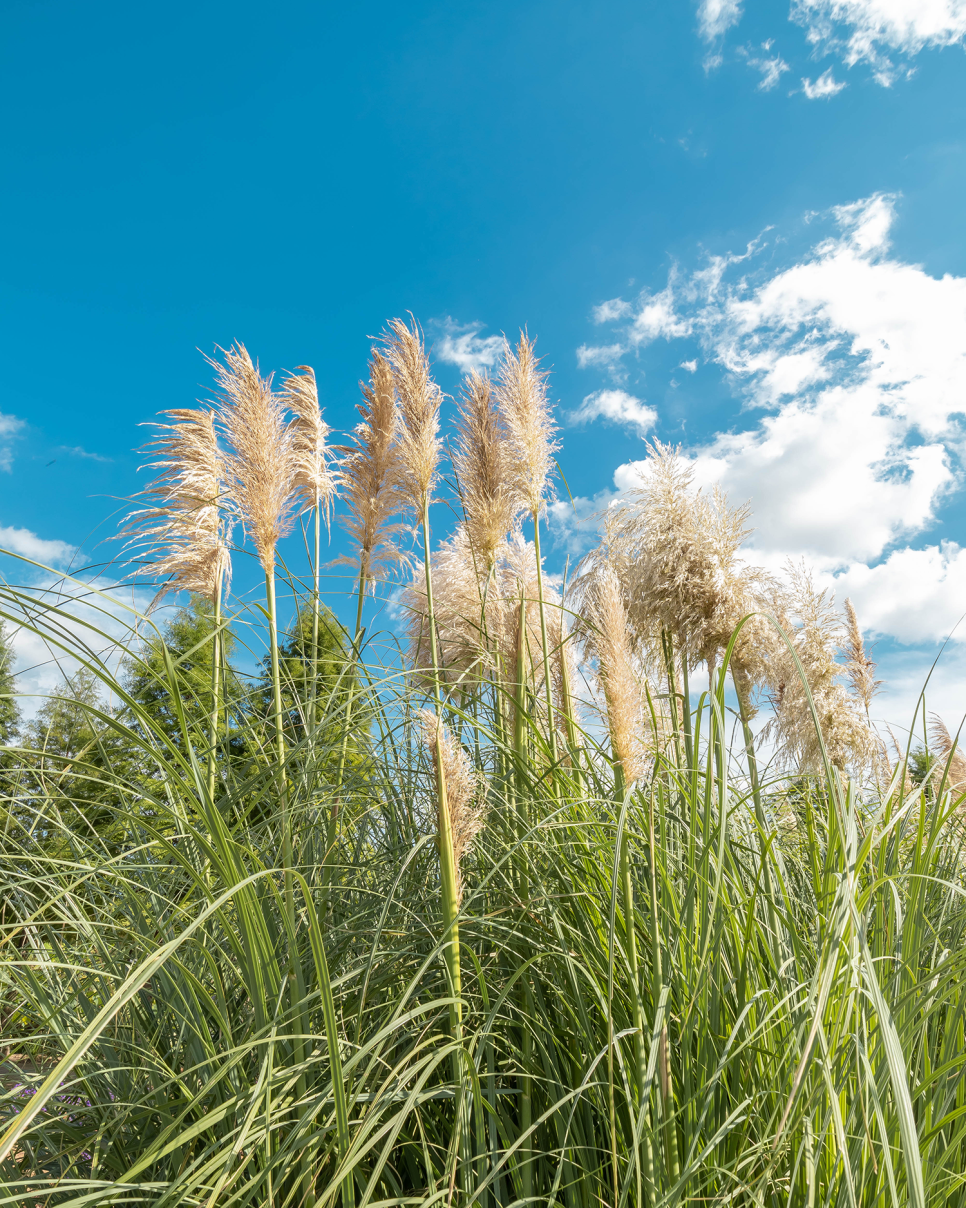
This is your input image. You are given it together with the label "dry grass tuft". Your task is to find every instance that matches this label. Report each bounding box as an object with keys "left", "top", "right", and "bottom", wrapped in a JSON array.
[
  {"left": 124, "top": 408, "right": 231, "bottom": 601},
  {"left": 336, "top": 350, "right": 404, "bottom": 591},
  {"left": 403, "top": 527, "right": 563, "bottom": 698},
  {"left": 765, "top": 565, "right": 877, "bottom": 773},
  {"left": 929, "top": 715, "right": 966, "bottom": 797},
  {"left": 384, "top": 317, "right": 443, "bottom": 510},
  {"left": 282, "top": 365, "right": 339, "bottom": 521},
  {"left": 454, "top": 371, "right": 519, "bottom": 569},
  {"left": 495, "top": 333, "right": 558, "bottom": 518},
  {"left": 843, "top": 598, "right": 881, "bottom": 716},
  {"left": 212, "top": 344, "right": 297, "bottom": 574},
  {"left": 420, "top": 709, "right": 485, "bottom": 905},
  {"left": 581, "top": 564, "right": 646, "bottom": 783}
]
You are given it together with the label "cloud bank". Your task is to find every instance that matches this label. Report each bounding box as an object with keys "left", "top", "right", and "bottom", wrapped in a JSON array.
[{"left": 577, "top": 194, "right": 966, "bottom": 652}]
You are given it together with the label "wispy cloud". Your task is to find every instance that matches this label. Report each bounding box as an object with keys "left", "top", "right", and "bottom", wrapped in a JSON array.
[
  {"left": 739, "top": 41, "right": 791, "bottom": 89},
  {"left": 0, "top": 413, "right": 25, "bottom": 471},
  {"left": 432, "top": 318, "right": 503, "bottom": 374},
  {"left": 569, "top": 390, "right": 657, "bottom": 436},
  {"left": 792, "top": 0, "right": 966, "bottom": 84},
  {"left": 58, "top": 444, "right": 112, "bottom": 463},
  {"left": 698, "top": 0, "right": 744, "bottom": 42},
  {"left": 801, "top": 68, "right": 847, "bottom": 97}
]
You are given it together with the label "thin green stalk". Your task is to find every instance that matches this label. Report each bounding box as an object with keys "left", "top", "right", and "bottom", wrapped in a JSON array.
[
  {"left": 207, "top": 574, "right": 222, "bottom": 807},
  {"left": 531, "top": 513, "right": 559, "bottom": 771},
  {"left": 420, "top": 494, "right": 463, "bottom": 1035}
]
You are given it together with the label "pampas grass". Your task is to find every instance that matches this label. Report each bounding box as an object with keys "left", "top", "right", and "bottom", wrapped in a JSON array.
[{"left": 4, "top": 317, "right": 965, "bottom": 1208}]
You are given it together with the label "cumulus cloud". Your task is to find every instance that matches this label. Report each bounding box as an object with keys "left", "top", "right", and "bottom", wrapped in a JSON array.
[
  {"left": 801, "top": 68, "right": 847, "bottom": 96},
  {"left": 698, "top": 0, "right": 744, "bottom": 41},
  {"left": 792, "top": 0, "right": 966, "bottom": 83},
  {"left": 432, "top": 318, "right": 503, "bottom": 374},
  {"left": 569, "top": 389, "right": 657, "bottom": 435},
  {"left": 0, "top": 525, "right": 76, "bottom": 565},
  {"left": 0, "top": 413, "right": 24, "bottom": 471},
  {"left": 582, "top": 193, "right": 966, "bottom": 655}
]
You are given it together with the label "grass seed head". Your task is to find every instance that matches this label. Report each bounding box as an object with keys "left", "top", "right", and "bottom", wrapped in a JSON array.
[
  {"left": 282, "top": 365, "right": 340, "bottom": 521},
  {"left": 420, "top": 709, "right": 485, "bottom": 905},
  {"left": 496, "top": 333, "right": 558, "bottom": 518},
  {"left": 929, "top": 715, "right": 966, "bottom": 798},
  {"left": 124, "top": 407, "right": 231, "bottom": 602},
  {"left": 213, "top": 344, "right": 297, "bottom": 575},
  {"left": 454, "top": 370, "right": 519, "bottom": 568},
  {"left": 384, "top": 317, "right": 443, "bottom": 510},
  {"left": 336, "top": 349, "right": 405, "bottom": 590}
]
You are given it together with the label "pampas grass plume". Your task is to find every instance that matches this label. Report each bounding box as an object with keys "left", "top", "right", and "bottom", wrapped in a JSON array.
[
  {"left": 213, "top": 343, "right": 296, "bottom": 574},
  {"left": 496, "top": 333, "right": 558, "bottom": 518},
  {"left": 454, "top": 371, "right": 518, "bottom": 568},
  {"left": 283, "top": 364, "right": 339, "bottom": 520},
  {"left": 420, "top": 709, "right": 485, "bottom": 905},
  {"left": 385, "top": 317, "right": 442, "bottom": 510}
]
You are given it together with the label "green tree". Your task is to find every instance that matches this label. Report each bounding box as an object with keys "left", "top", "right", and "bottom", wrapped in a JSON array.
[
  {"left": 0, "top": 620, "right": 20, "bottom": 747},
  {"left": 124, "top": 595, "right": 242, "bottom": 755},
  {"left": 254, "top": 601, "right": 360, "bottom": 766}
]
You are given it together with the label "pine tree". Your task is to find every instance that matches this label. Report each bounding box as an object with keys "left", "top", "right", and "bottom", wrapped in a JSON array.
[{"left": 254, "top": 601, "right": 359, "bottom": 765}]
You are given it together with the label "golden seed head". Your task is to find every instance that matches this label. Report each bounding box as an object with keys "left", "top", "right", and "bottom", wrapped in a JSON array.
[
  {"left": 420, "top": 709, "right": 485, "bottom": 906},
  {"left": 282, "top": 365, "right": 340, "bottom": 520},
  {"left": 384, "top": 317, "right": 443, "bottom": 509},
  {"left": 335, "top": 348, "right": 405, "bottom": 588},
  {"left": 495, "top": 333, "right": 558, "bottom": 518},
  {"left": 212, "top": 343, "right": 297, "bottom": 575},
  {"left": 454, "top": 370, "right": 520, "bottom": 568},
  {"left": 123, "top": 407, "right": 231, "bottom": 602}
]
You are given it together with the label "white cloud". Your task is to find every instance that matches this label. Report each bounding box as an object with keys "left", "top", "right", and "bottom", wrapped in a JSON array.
[
  {"left": 432, "top": 318, "right": 503, "bottom": 374},
  {"left": 792, "top": 0, "right": 966, "bottom": 82},
  {"left": 680, "top": 359, "right": 699, "bottom": 372},
  {"left": 0, "top": 525, "right": 76, "bottom": 565},
  {"left": 593, "top": 298, "right": 633, "bottom": 323},
  {"left": 576, "top": 342, "right": 628, "bottom": 375},
  {"left": 583, "top": 194, "right": 966, "bottom": 655},
  {"left": 739, "top": 42, "right": 792, "bottom": 89},
  {"left": 0, "top": 413, "right": 24, "bottom": 471},
  {"left": 698, "top": 0, "right": 744, "bottom": 41},
  {"left": 802, "top": 67, "right": 848, "bottom": 96},
  {"left": 569, "top": 389, "right": 658, "bottom": 435}
]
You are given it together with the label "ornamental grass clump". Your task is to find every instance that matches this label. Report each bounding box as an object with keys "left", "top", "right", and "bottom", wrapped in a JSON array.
[{"left": 3, "top": 317, "right": 966, "bottom": 1208}]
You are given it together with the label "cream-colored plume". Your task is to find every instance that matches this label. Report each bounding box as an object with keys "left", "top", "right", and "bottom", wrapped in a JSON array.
[
  {"left": 929, "top": 715, "right": 966, "bottom": 797},
  {"left": 496, "top": 333, "right": 558, "bottom": 518},
  {"left": 403, "top": 527, "right": 563, "bottom": 696},
  {"left": 454, "top": 370, "right": 519, "bottom": 568},
  {"left": 588, "top": 442, "right": 775, "bottom": 712},
  {"left": 384, "top": 317, "right": 443, "bottom": 510},
  {"left": 282, "top": 364, "right": 339, "bottom": 521},
  {"left": 124, "top": 408, "right": 231, "bottom": 602},
  {"left": 213, "top": 344, "right": 297, "bottom": 574},
  {"left": 843, "top": 598, "right": 881, "bottom": 717},
  {"left": 583, "top": 565, "right": 646, "bottom": 784},
  {"left": 765, "top": 565, "right": 877, "bottom": 774},
  {"left": 336, "top": 349, "right": 403, "bottom": 589},
  {"left": 420, "top": 710, "right": 485, "bottom": 905}
]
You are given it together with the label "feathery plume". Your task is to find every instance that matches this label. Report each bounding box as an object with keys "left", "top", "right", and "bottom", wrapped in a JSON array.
[
  {"left": 496, "top": 333, "right": 558, "bottom": 518},
  {"left": 403, "top": 527, "right": 563, "bottom": 695},
  {"left": 454, "top": 370, "right": 519, "bottom": 568},
  {"left": 336, "top": 349, "right": 403, "bottom": 589},
  {"left": 929, "top": 715, "right": 966, "bottom": 797},
  {"left": 123, "top": 408, "right": 230, "bottom": 601},
  {"left": 583, "top": 565, "right": 646, "bottom": 783},
  {"left": 765, "top": 565, "right": 877, "bottom": 773},
  {"left": 213, "top": 344, "right": 297, "bottom": 574},
  {"left": 843, "top": 598, "right": 881, "bottom": 716},
  {"left": 420, "top": 710, "right": 485, "bottom": 905},
  {"left": 384, "top": 317, "right": 443, "bottom": 509},
  {"left": 282, "top": 365, "right": 339, "bottom": 521},
  {"left": 587, "top": 442, "right": 775, "bottom": 711}
]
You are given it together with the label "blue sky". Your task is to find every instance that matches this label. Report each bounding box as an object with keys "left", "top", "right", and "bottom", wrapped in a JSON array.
[{"left": 3, "top": 0, "right": 966, "bottom": 727}]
